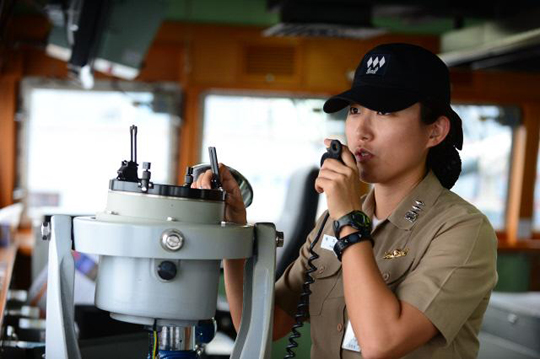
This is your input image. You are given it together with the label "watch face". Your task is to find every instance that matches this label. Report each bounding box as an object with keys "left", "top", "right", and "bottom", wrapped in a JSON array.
[
  {"left": 334, "top": 210, "right": 372, "bottom": 238},
  {"left": 352, "top": 211, "right": 371, "bottom": 228}
]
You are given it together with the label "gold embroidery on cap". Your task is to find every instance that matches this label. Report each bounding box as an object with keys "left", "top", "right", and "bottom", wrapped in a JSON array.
[{"left": 383, "top": 248, "right": 409, "bottom": 259}]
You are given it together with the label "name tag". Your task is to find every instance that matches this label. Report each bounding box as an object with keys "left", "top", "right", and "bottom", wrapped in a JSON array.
[
  {"left": 320, "top": 234, "right": 338, "bottom": 253},
  {"left": 342, "top": 320, "right": 361, "bottom": 352}
]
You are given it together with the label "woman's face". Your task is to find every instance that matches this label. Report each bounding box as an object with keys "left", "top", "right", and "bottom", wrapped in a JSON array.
[{"left": 345, "top": 103, "right": 432, "bottom": 186}]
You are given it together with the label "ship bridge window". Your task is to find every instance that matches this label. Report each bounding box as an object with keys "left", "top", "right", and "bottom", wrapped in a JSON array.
[
  {"left": 18, "top": 78, "right": 181, "bottom": 221},
  {"left": 451, "top": 105, "right": 518, "bottom": 230},
  {"left": 200, "top": 93, "right": 345, "bottom": 223}
]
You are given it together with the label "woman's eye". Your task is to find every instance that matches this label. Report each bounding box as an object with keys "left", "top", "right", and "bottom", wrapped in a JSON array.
[
  {"left": 377, "top": 111, "right": 391, "bottom": 116},
  {"left": 349, "top": 107, "right": 359, "bottom": 114}
]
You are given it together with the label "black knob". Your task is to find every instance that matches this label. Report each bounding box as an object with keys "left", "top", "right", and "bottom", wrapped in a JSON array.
[
  {"left": 184, "top": 166, "right": 194, "bottom": 187},
  {"left": 157, "top": 261, "right": 177, "bottom": 280}
]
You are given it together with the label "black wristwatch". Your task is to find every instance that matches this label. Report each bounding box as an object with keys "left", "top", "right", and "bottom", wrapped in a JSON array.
[
  {"left": 333, "top": 210, "right": 372, "bottom": 238},
  {"left": 333, "top": 232, "right": 374, "bottom": 261}
]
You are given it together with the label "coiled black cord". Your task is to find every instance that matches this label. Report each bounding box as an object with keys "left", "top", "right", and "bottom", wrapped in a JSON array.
[{"left": 284, "top": 212, "right": 330, "bottom": 358}]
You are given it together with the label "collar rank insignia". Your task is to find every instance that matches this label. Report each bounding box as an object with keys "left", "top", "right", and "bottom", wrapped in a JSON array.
[
  {"left": 383, "top": 248, "right": 409, "bottom": 260},
  {"left": 404, "top": 199, "right": 425, "bottom": 223}
]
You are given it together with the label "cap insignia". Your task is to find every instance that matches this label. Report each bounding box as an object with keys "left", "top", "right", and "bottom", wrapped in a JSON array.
[{"left": 366, "top": 56, "right": 387, "bottom": 75}]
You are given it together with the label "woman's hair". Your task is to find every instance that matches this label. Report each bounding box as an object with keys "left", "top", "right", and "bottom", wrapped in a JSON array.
[{"left": 420, "top": 100, "right": 462, "bottom": 190}]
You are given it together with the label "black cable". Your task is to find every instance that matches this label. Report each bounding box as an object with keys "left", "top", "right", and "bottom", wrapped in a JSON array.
[{"left": 284, "top": 212, "right": 330, "bottom": 358}]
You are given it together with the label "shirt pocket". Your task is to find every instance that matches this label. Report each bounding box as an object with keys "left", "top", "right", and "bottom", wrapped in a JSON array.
[
  {"left": 377, "top": 254, "right": 415, "bottom": 292},
  {"left": 309, "top": 251, "right": 342, "bottom": 317}
]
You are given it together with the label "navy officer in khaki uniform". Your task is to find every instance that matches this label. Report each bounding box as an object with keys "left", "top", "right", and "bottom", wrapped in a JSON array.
[{"left": 194, "top": 43, "right": 498, "bottom": 358}]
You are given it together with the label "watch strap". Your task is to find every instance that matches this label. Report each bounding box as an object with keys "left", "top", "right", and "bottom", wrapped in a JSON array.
[{"left": 333, "top": 231, "right": 374, "bottom": 261}]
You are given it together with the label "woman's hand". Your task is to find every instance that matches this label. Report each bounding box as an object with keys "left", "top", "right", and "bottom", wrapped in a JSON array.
[
  {"left": 191, "top": 163, "right": 247, "bottom": 225},
  {"left": 315, "top": 139, "right": 363, "bottom": 220}
]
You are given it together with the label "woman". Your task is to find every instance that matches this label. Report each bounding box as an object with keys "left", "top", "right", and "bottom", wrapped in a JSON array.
[{"left": 195, "top": 43, "right": 498, "bottom": 358}]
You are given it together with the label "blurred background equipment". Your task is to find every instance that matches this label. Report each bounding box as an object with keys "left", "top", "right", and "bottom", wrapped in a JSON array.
[{"left": 46, "top": 0, "right": 167, "bottom": 88}]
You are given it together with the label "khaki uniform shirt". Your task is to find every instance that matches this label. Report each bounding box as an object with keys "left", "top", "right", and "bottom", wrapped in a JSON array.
[{"left": 275, "top": 171, "right": 498, "bottom": 358}]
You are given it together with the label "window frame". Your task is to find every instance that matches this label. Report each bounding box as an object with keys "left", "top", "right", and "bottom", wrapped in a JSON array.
[
  {"left": 198, "top": 89, "right": 350, "bottom": 223},
  {"left": 17, "top": 77, "right": 182, "bottom": 221}
]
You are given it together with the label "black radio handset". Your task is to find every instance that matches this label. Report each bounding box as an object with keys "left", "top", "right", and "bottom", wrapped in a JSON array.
[
  {"left": 320, "top": 139, "right": 344, "bottom": 166},
  {"left": 284, "top": 140, "right": 343, "bottom": 358}
]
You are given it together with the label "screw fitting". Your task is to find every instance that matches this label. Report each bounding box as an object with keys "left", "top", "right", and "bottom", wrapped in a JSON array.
[
  {"left": 276, "top": 231, "right": 284, "bottom": 247},
  {"left": 41, "top": 222, "right": 51, "bottom": 241},
  {"left": 161, "top": 229, "right": 184, "bottom": 251}
]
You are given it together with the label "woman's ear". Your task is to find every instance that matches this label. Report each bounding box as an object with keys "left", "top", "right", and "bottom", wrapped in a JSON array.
[{"left": 427, "top": 116, "right": 451, "bottom": 148}]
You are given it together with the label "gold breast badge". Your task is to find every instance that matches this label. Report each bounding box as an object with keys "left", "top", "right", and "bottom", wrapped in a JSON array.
[{"left": 383, "top": 248, "right": 409, "bottom": 259}]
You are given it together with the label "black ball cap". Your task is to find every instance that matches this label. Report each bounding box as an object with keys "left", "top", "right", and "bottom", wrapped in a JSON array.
[{"left": 323, "top": 43, "right": 463, "bottom": 150}]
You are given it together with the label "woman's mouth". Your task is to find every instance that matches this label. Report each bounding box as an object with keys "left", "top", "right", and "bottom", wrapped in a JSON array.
[{"left": 355, "top": 148, "right": 374, "bottom": 163}]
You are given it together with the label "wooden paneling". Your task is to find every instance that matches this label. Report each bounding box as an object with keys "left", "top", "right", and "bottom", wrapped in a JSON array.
[
  {"left": 507, "top": 125, "right": 528, "bottom": 243},
  {"left": 178, "top": 87, "right": 203, "bottom": 183},
  {"left": 301, "top": 35, "right": 439, "bottom": 93},
  {"left": 137, "top": 44, "right": 184, "bottom": 82},
  {"left": 10, "top": 15, "right": 50, "bottom": 41},
  {"left": 303, "top": 38, "right": 365, "bottom": 92},
  {"left": 191, "top": 35, "right": 239, "bottom": 85},
  {"left": 0, "top": 73, "right": 19, "bottom": 208},
  {"left": 452, "top": 70, "right": 540, "bottom": 104},
  {"left": 506, "top": 104, "right": 540, "bottom": 243},
  {"left": 239, "top": 42, "right": 301, "bottom": 85},
  {"left": 518, "top": 105, "right": 540, "bottom": 222},
  {"left": 22, "top": 49, "right": 68, "bottom": 77},
  {"left": 0, "top": 14, "right": 25, "bottom": 209}
]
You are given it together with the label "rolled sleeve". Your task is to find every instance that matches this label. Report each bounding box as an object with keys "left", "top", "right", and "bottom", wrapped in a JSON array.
[{"left": 397, "top": 213, "right": 498, "bottom": 345}]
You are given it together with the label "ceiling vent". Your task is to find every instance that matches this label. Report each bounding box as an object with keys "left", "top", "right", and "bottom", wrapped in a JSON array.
[
  {"left": 243, "top": 44, "right": 296, "bottom": 77},
  {"left": 264, "top": 0, "right": 385, "bottom": 39},
  {"left": 263, "top": 23, "right": 385, "bottom": 39}
]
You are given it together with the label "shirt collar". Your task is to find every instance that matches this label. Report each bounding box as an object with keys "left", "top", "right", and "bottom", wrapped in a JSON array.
[
  {"left": 362, "top": 170, "right": 445, "bottom": 231},
  {"left": 362, "top": 189, "right": 376, "bottom": 219}
]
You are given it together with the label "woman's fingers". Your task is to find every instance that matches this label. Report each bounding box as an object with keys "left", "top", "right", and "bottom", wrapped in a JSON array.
[
  {"left": 321, "top": 159, "right": 356, "bottom": 181},
  {"left": 190, "top": 169, "right": 213, "bottom": 189},
  {"left": 316, "top": 141, "right": 360, "bottom": 199},
  {"left": 318, "top": 167, "right": 346, "bottom": 181},
  {"left": 314, "top": 177, "right": 326, "bottom": 194},
  {"left": 188, "top": 164, "right": 247, "bottom": 224},
  {"left": 321, "top": 158, "right": 346, "bottom": 173},
  {"left": 218, "top": 164, "right": 239, "bottom": 190},
  {"left": 190, "top": 165, "right": 241, "bottom": 194},
  {"left": 340, "top": 144, "right": 357, "bottom": 168}
]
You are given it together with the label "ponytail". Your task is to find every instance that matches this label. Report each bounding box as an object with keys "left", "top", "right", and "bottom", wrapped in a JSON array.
[{"left": 420, "top": 100, "right": 462, "bottom": 190}]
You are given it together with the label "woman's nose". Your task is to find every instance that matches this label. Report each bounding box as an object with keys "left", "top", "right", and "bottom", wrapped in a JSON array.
[{"left": 356, "top": 113, "right": 373, "bottom": 141}]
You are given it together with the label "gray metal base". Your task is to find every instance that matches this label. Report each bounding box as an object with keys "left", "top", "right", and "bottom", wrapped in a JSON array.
[{"left": 45, "top": 215, "right": 277, "bottom": 359}]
